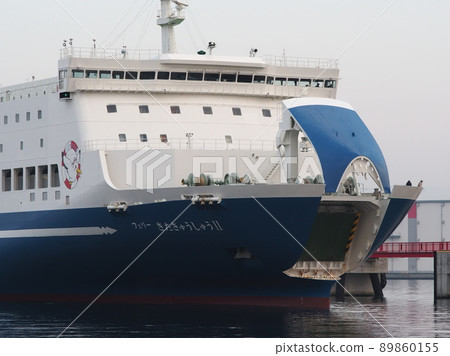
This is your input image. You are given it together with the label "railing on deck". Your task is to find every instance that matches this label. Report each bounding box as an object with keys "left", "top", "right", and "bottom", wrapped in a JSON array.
[
  {"left": 83, "top": 138, "right": 277, "bottom": 152},
  {"left": 262, "top": 55, "right": 338, "bottom": 69},
  {"left": 59, "top": 47, "right": 338, "bottom": 69},
  {"left": 60, "top": 47, "right": 161, "bottom": 60}
]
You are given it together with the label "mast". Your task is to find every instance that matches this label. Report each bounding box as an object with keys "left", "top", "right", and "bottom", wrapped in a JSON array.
[{"left": 157, "top": 0, "right": 188, "bottom": 54}]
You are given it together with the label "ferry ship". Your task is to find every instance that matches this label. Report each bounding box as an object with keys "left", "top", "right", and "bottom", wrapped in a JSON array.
[{"left": 0, "top": 1, "right": 421, "bottom": 309}]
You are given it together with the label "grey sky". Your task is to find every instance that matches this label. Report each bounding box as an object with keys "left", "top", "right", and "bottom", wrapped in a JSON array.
[{"left": 1, "top": 0, "right": 449, "bottom": 199}]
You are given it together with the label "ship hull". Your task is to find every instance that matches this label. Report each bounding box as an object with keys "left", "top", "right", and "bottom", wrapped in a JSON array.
[{"left": 0, "top": 194, "right": 338, "bottom": 309}]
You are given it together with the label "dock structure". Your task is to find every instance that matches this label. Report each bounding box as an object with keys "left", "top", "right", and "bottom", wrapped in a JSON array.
[
  {"left": 434, "top": 251, "right": 450, "bottom": 300},
  {"left": 382, "top": 200, "right": 450, "bottom": 277},
  {"left": 332, "top": 258, "right": 387, "bottom": 299},
  {"left": 333, "top": 201, "right": 450, "bottom": 299}
]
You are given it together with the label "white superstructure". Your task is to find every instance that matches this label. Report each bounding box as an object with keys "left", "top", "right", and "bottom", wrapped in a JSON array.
[{"left": 0, "top": 36, "right": 339, "bottom": 212}]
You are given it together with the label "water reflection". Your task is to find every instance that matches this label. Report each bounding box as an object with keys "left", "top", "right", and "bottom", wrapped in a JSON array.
[{"left": 0, "top": 280, "right": 449, "bottom": 337}]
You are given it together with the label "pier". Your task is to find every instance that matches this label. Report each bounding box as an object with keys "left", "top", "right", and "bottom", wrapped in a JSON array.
[
  {"left": 335, "top": 241, "right": 450, "bottom": 299},
  {"left": 337, "top": 201, "right": 450, "bottom": 299},
  {"left": 435, "top": 251, "right": 450, "bottom": 299},
  {"left": 333, "top": 257, "right": 387, "bottom": 299}
]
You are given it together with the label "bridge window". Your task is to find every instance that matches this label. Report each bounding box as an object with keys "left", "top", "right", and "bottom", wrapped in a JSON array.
[
  {"left": 26, "top": 167, "right": 35, "bottom": 189},
  {"left": 119, "top": 134, "right": 127, "bottom": 142},
  {"left": 204, "top": 72, "right": 220, "bottom": 81},
  {"left": 86, "top": 70, "right": 98, "bottom": 79},
  {"left": 232, "top": 107, "right": 242, "bottom": 116},
  {"left": 59, "top": 70, "right": 67, "bottom": 80},
  {"left": 100, "top": 70, "right": 111, "bottom": 79},
  {"left": 203, "top": 106, "right": 213, "bottom": 115},
  {"left": 171, "top": 72, "right": 186, "bottom": 80},
  {"left": 266, "top": 76, "right": 274, "bottom": 85},
  {"left": 253, "top": 75, "right": 265, "bottom": 84},
  {"left": 140, "top": 134, "right": 148, "bottom": 142},
  {"left": 157, "top": 71, "right": 170, "bottom": 80},
  {"left": 300, "top": 79, "right": 311, "bottom": 87},
  {"left": 237, "top": 74, "right": 252, "bottom": 83},
  {"left": 170, "top": 106, "right": 181, "bottom": 114},
  {"left": 274, "top": 77, "right": 286, "bottom": 86},
  {"left": 325, "top": 79, "right": 336, "bottom": 88},
  {"left": 125, "top": 71, "right": 138, "bottom": 80},
  {"left": 221, "top": 73, "right": 236, "bottom": 82},
  {"left": 107, "top": 104, "right": 117, "bottom": 113},
  {"left": 2, "top": 169, "right": 11, "bottom": 191},
  {"left": 140, "top": 71, "right": 155, "bottom": 80},
  {"left": 112, "top": 71, "right": 124, "bottom": 79},
  {"left": 313, "top": 79, "right": 324, "bottom": 88},
  {"left": 72, "top": 69, "right": 84, "bottom": 78},
  {"left": 188, "top": 72, "right": 203, "bottom": 81},
  {"left": 287, "top": 78, "right": 298, "bottom": 86}
]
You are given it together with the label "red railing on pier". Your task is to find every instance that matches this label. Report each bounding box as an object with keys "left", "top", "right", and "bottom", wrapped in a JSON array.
[{"left": 372, "top": 242, "right": 450, "bottom": 258}]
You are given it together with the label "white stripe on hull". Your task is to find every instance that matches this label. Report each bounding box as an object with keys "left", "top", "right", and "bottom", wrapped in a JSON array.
[{"left": 0, "top": 227, "right": 117, "bottom": 239}]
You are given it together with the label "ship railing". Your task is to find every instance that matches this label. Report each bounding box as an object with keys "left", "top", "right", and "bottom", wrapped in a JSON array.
[
  {"left": 60, "top": 47, "right": 162, "bottom": 60},
  {"left": 262, "top": 55, "right": 338, "bottom": 69},
  {"left": 59, "top": 47, "right": 337, "bottom": 69},
  {"left": 83, "top": 138, "right": 277, "bottom": 152},
  {"left": 0, "top": 78, "right": 58, "bottom": 98}
]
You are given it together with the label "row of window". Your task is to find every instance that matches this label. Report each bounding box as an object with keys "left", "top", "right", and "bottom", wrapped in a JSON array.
[
  {"left": 116, "top": 133, "right": 237, "bottom": 144},
  {"left": 2, "top": 164, "right": 60, "bottom": 192},
  {"left": 60, "top": 69, "right": 336, "bottom": 88},
  {"left": 3, "top": 110, "right": 43, "bottom": 125},
  {"left": 0, "top": 91, "right": 48, "bottom": 103},
  {"left": 0, "top": 138, "right": 45, "bottom": 153},
  {"left": 106, "top": 104, "right": 272, "bottom": 117},
  {"left": 119, "top": 133, "right": 149, "bottom": 143}
]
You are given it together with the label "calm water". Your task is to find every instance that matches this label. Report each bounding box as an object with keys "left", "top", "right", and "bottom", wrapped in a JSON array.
[{"left": 0, "top": 279, "right": 449, "bottom": 338}]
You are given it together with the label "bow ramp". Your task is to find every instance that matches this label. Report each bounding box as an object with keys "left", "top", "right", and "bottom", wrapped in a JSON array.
[{"left": 277, "top": 97, "right": 390, "bottom": 194}]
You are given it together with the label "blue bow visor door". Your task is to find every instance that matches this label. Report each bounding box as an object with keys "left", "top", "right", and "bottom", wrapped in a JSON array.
[{"left": 284, "top": 98, "right": 390, "bottom": 194}]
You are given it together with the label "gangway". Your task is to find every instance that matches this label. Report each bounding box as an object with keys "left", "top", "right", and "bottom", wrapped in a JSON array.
[{"left": 371, "top": 242, "right": 450, "bottom": 258}]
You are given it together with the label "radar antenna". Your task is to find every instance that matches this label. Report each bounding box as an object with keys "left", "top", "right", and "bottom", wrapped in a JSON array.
[{"left": 157, "top": 0, "right": 188, "bottom": 54}]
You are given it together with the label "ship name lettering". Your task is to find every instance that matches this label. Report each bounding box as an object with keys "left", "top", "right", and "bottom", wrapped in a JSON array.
[
  {"left": 131, "top": 221, "right": 152, "bottom": 230},
  {"left": 133, "top": 220, "right": 224, "bottom": 232}
]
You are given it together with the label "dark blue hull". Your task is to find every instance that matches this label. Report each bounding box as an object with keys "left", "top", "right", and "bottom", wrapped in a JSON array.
[{"left": 0, "top": 196, "right": 335, "bottom": 309}]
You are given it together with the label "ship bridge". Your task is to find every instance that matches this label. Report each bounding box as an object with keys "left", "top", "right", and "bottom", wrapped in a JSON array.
[{"left": 57, "top": 47, "right": 339, "bottom": 101}]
